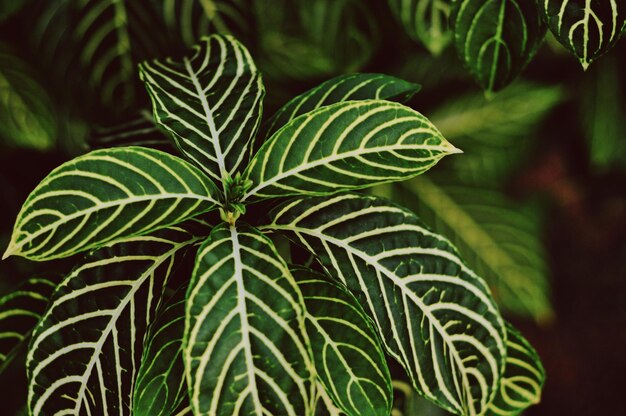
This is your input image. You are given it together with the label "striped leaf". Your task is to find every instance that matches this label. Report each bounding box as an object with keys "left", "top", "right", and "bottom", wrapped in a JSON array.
[
  {"left": 3, "top": 146, "right": 218, "bottom": 261},
  {"left": 139, "top": 34, "right": 265, "bottom": 182},
  {"left": 184, "top": 224, "right": 313, "bottom": 415},
  {"left": 133, "top": 285, "right": 187, "bottom": 416},
  {"left": 26, "top": 223, "right": 205, "bottom": 416},
  {"left": 452, "top": 0, "right": 547, "bottom": 92},
  {"left": 263, "top": 73, "right": 421, "bottom": 140},
  {"left": 0, "top": 276, "right": 60, "bottom": 373},
  {"left": 89, "top": 111, "right": 170, "bottom": 151},
  {"left": 243, "top": 100, "right": 459, "bottom": 202},
  {"left": 293, "top": 268, "right": 392, "bottom": 416},
  {"left": 388, "top": 0, "right": 454, "bottom": 55},
  {"left": 395, "top": 176, "right": 553, "bottom": 323},
  {"left": 267, "top": 194, "right": 506, "bottom": 416},
  {"left": 486, "top": 324, "right": 545, "bottom": 415},
  {"left": 542, "top": 0, "right": 626, "bottom": 69}
]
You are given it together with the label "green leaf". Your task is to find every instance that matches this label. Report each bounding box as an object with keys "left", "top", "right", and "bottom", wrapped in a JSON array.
[
  {"left": 26, "top": 222, "right": 205, "bottom": 415},
  {"left": 396, "top": 176, "right": 553, "bottom": 323},
  {"left": 152, "top": 0, "right": 251, "bottom": 47},
  {"left": 133, "top": 285, "right": 187, "bottom": 416},
  {"left": 452, "top": 0, "right": 546, "bottom": 92},
  {"left": 0, "top": 46, "right": 57, "bottom": 151},
  {"left": 184, "top": 224, "right": 313, "bottom": 415},
  {"left": 4, "top": 146, "right": 218, "bottom": 261},
  {"left": 139, "top": 34, "right": 265, "bottom": 182},
  {"left": 88, "top": 111, "right": 170, "bottom": 151},
  {"left": 254, "top": 0, "right": 377, "bottom": 81},
  {"left": 581, "top": 55, "right": 626, "bottom": 168},
  {"left": 0, "top": 0, "right": 27, "bottom": 21},
  {"left": 263, "top": 73, "right": 421, "bottom": 140},
  {"left": 243, "top": 100, "right": 459, "bottom": 202},
  {"left": 292, "top": 267, "right": 392, "bottom": 416},
  {"left": 267, "top": 194, "right": 506, "bottom": 416},
  {"left": 428, "top": 82, "right": 564, "bottom": 184},
  {"left": 486, "top": 323, "right": 545, "bottom": 415},
  {"left": 0, "top": 276, "right": 60, "bottom": 374},
  {"left": 542, "top": 0, "right": 626, "bottom": 69},
  {"left": 388, "top": 0, "right": 454, "bottom": 55}
]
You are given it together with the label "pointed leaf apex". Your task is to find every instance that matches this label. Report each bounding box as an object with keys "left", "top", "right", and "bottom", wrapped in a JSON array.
[
  {"left": 2, "top": 244, "right": 16, "bottom": 260},
  {"left": 446, "top": 142, "right": 463, "bottom": 155},
  {"left": 580, "top": 60, "right": 591, "bottom": 71}
]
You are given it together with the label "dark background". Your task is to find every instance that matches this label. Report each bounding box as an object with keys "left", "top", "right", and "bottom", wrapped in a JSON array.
[{"left": 1, "top": 1, "right": 625, "bottom": 414}]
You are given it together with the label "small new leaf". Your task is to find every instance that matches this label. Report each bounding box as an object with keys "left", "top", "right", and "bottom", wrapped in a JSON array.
[
  {"left": 4, "top": 146, "right": 218, "bottom": 261},
  {"left": 244, "top": 100, "right": 459, "bottom": 201}
]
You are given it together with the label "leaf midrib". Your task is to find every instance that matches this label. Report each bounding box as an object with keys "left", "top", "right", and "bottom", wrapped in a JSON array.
[
  {"left": 230, "top": 225, "right": 264, "bottom": 415},
  {"left": 183, "top": 56, "right": 228, "bottom": 181},
  {"left": 6, "top": 193, "right": 215, "bottom": 259},
  {"left": 243, "top": 143, "right": 451, "bottom": 200},
  {"left": 269, "top": 224, "right": 478, "bottom": 414}
]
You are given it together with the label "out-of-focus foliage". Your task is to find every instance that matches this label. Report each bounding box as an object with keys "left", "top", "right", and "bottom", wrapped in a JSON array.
[
  {"left": 451, "top": 0, "right": 546, "bottom": 93},
  {"left": 396, "top": 176, "right": 553, "bottom": 323},
  {"left": 429, "top": 82, "right": 565, "bottom": 184},
  {"left": 0, "top": 45, "right": 56, "bottom": 151},
  {"left": 254, "top": 0, "right": 377, "bottom": 81},
  {"left": 387, "top": 0, "right": 453, "bottom": 55},
  {"left": 581, "top": 55, "right": 626, "bottom": 169}
]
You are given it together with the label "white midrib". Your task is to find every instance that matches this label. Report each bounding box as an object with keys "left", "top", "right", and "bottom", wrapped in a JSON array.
[
  {"left": 35, "top": 240, "right": 192, "bottom": 415},
  {"left": 183, "top": 57, "right": 228, "bottom": 181},
  {"left": 230, "top": 225, "right": 264, "bottom": 415},
  {"left": 242, "top": 143, "right": 454, "bottom": 201},
  {"left": 5, "top": 193, "right": 215, "bottom": 259},
  {"left": 270, "top": 224, "right": 480, "bottom": 414},
  {"left": 404, "top": 177, "right": 540, "bottom": 315}
]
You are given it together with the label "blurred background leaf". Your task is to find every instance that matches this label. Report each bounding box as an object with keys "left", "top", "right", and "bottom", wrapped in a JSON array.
[
  {"left": 581, "top": 55, "right": 626, "bottom": 170},
  {"left": 0, "top": 44, "right": 56, "bottom": 151}
]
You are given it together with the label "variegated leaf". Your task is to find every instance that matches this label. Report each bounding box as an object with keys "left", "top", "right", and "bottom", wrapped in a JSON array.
[
  {"left": 133, "top": 286, "right": 187, "bottom": 416},
  {"left": 452, "top": 0, "right": 547, "bottom": 92},
  {"left": 26, "top": 222, "right": 205, "bottom": 416},
  {"left": 184, "top": 224, "right": 313, "bottom": 415},
  {"left": 243, "top": 100, "right": 459, "bottom": 202},
  {"left": 388, "top": 0, "right": 454, "bottom": 55},
  {"left": 542, "top": 0, "right": 626, "bottom": 69},
  {"left": 3, "top": 146, "right": 218, "bottom": 261},
  {"left": 396, "top": 176, "right": 553, "bottom": 323},
  {"left": 486, "top": 323, "right": 545, "bottom": 415},
  {"left": 0, "top": 275, "right": 60, "bottom": 373},
  {"left": 263, "top": 73, "right": 421, "bottom": 140},
  {"left": 139, "top": 34, "right": 265, "bottom": 182},
  {"left": 267, "top": 194, "right": 506, "bottom": 416},
  {"left": 293, "top": 267, "right": 392, "bottom": 416}
]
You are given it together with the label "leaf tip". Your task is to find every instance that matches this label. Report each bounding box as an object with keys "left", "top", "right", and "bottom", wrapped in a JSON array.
[
  {"left": 2, "top": 244, "right": 15, "bottom": 260},
  {"left": 447, "top": 142, "right": 463, "bottom": 155},
  {"left": 580, "top": 60, "right": 591, "bottom": 71}
]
